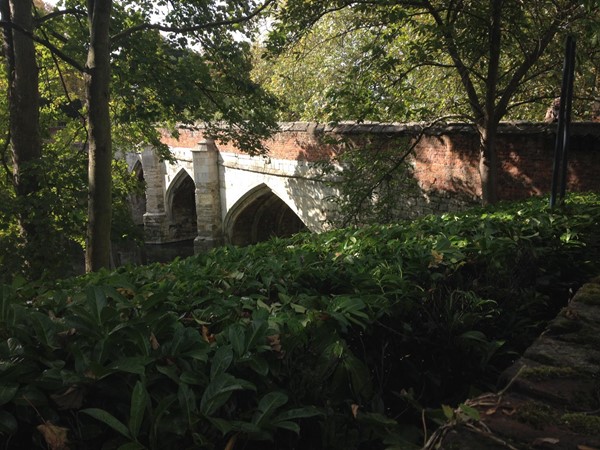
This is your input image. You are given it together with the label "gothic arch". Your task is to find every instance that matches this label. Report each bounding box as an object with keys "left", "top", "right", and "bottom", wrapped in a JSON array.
[
  {"left": 224, "top": 184, "right": 308, "bottom": 246},
  {"left": 129, "top": 160, "right": 146, "bottom": 226},
  {"left": 165, "top": 169, "right": 197, "bottom": 241}
]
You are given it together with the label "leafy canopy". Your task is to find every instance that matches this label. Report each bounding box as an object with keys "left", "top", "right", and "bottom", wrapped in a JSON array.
[{"left": 261, "top": 0, "right": 600, "bottom": 123}]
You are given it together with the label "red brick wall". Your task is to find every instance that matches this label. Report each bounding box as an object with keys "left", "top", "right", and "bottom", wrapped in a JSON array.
[{"left": 161, "top": 122, "right": 600, "bottom": 201}]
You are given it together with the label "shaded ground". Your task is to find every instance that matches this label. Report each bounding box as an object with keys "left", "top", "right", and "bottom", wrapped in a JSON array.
[{"left": 431, "top": 277, "right": 600, "bottom": 450}]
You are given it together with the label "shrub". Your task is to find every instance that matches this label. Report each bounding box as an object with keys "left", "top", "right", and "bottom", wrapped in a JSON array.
[{"left": 0, "top": 193, "right": 599, "bottom": 449}]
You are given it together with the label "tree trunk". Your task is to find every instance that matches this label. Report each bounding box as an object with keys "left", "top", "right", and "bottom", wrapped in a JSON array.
[
  {"left": 84, "top": 0, "right": 113, "bottom": 272},
  {"left": 1, "top": 0, "right": 43, "bottom": 275},
  {"left": 478, "top": 122, "right": 499, "bottom": 205},
  {"left": 5, "top": 0, "right": 41, "bottom": 197},
  {"left": 478, "top": 0, "right": 501, "bottom": 206}
]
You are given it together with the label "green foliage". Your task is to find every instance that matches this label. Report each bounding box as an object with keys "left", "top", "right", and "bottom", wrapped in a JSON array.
[
  {"left": 42, "top": 0, "right": 280, "bottom": 156},
  {"left": 263, "top": 1, "right": 600, "bottom": 123},
  {"left": 1, "top": 0, "right": 281, "bottom": 281},
  {"left": 1, "top": 193, "right": 599, "bottom": 448},
  {"left": 0, "top": 130, "right": 144, "bottom": 282},
  {"left": 314, "top": 133, "right": 428, "bottom": 227}
]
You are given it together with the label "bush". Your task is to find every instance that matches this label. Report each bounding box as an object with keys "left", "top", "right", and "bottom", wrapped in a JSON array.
[{"left": 1, "top": 193, "right": 599, "bottom": 449}]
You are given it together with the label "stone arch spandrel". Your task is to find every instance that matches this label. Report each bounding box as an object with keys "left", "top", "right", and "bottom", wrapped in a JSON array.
[
  {"left": 165, "top": 169, "right": 197, "bottom": 242},
  {"left": 223, "top": 183, "right": 308, "bottom": 246}
]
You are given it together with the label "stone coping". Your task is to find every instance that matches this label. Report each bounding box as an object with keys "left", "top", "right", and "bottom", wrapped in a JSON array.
[
  {"left": 183, "top": 121, "right": 600, "bottom": 137},
  {"left": 431, "top": 277, "right": 600, "bottom": 449}
]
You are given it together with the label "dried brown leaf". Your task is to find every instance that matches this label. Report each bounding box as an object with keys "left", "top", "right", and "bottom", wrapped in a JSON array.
[
  {"left": 37, "top": 422, "right": 69, "bottom": 450},
  {"left": 150, "top": 332, "right": 160, "bottom": 350},
  {"left": 267, "top": 334, "right": 285, "bottom": 358},
  {"left": 485, "top": 407, "right": 498, "bottom": 415},
  {"left": 202, "top": 325, "right": 215, "bottom": 343},
  {"left": 532, "top": 437, "right": 560, "bottom": 446},
  {"left": 116, "top": 287, "right": 135, "bottom": 298}
]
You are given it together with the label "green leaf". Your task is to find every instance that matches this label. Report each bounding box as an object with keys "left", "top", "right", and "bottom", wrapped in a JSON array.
[
  {"left": 129, "top": 381, "right": 148, "bottom": 439},
  {"left": 117, "top": 443, "right": 146, "bottom": 450},
  {"left": 150, "top": 395, "right": 177, "bottom": 439},
  {"left": 82, "top": 408, "right": 132, "bottom": 439},
  {"left": 29, "top": 312, "right": 59, "bottom": 350},
  {"left": 0, "top": 383, "right": 19, "bottom": 406},
  {"left": 180, "top": 370, "right": 208, "bottom": 386},
  {"left": 107, "top": 356, "right": 152, "bottom": 375},
  {"left": 210, "top": 345, "right": 233, "bottom": 380},
  {"left": 441, "top": 404, "right": 454, "bottom": 420},
  {"left": 0, "top": 285, "right": 14, "bottom": 323},
  {"left": 273, "top": 420, "right": 300, "bottom": 433},
  {"left": 245, "top": 355, "right": 269, "bottom": 376},
  {"left": 272, "top": 406, "right": 322, "bottom": 422},
  {"left": 156, "top": 364, "right": 180, "bottom": 383},
  {"left": 178, "top": 382, "right": 197, "bottom": 425},
  {"left": 246, "top": 319, "right": 268, "bottom": 350},
  {"left": 356, "top": 411, "right": 398, "bottom": 427},
  {"left": 209, "top": 417, "right": 262, "bottom": 435},
  {"left": 0, "top": 411, "right": 17, "bottom": 434},
  {"left": 459, "top": 330, "right": 488, "bottom": 344},
  {"left": 459, "top": 403, "right": 480, "bottom": 421},
  {"left": 87, "top": 286, "right": 108, "bottom": 326},
  {"left": 200, "top": 374, "right": 248, "bottom": 416},
  {"left": 180, "top": 344, "right": 209, "bottom": 362},
  {"left": 228, "top": 323, "right": 246, "bottom": 357},
  {"left": 253, "top": 391, "right": 288, "bottom": 426},
  {"left": 290, "top": 303, "right": 307, "bottom": 314}
]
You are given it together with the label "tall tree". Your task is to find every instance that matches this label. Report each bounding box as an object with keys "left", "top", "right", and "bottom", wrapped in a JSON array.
[
  {"left": 84, "top": 0, "right": 113, "bottom": 272},
  {"left": 0, "top": 0, "right": 46, "bottom": 276},
  {"left": 1, "top": 0, "right": 277, "bottom": 273},
  {"left": 269, "top": 0, "right": 594, "bottom": 204}
]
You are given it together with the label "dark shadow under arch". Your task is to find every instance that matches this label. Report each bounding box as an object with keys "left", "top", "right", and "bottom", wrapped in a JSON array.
[
  {"left": 130, "top": 160, "right": 146, "bottom": 227},
  {"left": 226, "top": 184, "right": 308, "bottom": 246},
  {"left": 167, "top": 170, "right": 197, "bottom": 241}
]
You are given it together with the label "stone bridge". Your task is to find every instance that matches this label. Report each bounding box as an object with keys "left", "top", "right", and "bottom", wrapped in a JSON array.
[
  {"left": 125, "top": 124, "right": 340, "bottom": 254},
  {"left": 124, "top": 122, "right": 600, "bottom": 255}
]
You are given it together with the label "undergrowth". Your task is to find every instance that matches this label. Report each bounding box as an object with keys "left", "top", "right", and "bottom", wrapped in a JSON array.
[{"left": 1, "top": 193, "right": 599, "bottom": 449}]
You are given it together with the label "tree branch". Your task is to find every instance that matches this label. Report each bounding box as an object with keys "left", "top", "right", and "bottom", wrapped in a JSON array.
[
  {"left": 423, "top": 0, "right": 484, "bottom": 120},
  {"left": 0, "top": 19, "right": 86, "bottom": 72},
  {"left": 339, "top": 114, "right": 473, "bottom": 226},
  {"left": 112, "top": 0, "right": 275, "bottom": 43},
  {"left": 0, "top": 129, "right": 14, "bottom": 185},
  {"left": 485, "top": 0, "right": 502, "bottom": 124},
  {"left": 35, "top": 7, "right": 86, "bottom": 26}
]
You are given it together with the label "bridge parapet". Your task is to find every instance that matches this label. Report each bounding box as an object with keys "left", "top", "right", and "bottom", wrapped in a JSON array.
[{"left": 129, "top": 121, "right": 600, "bottom": 253}]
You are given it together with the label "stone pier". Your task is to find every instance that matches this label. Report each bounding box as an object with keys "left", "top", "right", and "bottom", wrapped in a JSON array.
[{"left": 192, "top": 139, "right": 223, "bottom": 253}]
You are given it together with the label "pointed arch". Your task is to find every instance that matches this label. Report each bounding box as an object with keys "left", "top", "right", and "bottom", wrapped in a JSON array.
[
  {"left": 131, "top": 160, "right": 143, "bottom": 179},
  {"left": 165, "top": 169, "right": 197, "bottom": 241},
  {"left": 129, "top": 160, "right": 146, "bottom": 226},
  {"left": 224, "top": 183, "right": 308, "bottom": 246}
]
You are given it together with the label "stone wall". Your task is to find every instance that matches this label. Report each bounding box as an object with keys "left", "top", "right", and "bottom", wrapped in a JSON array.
[{"left": 160, "top": 122, "right": 600, "bottom": 221}]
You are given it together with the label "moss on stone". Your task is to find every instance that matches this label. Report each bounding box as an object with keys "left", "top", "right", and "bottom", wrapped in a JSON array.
[
  {"left": 520, "top": 365, "right": 578, "bottom": 380},
  {"left": 574, "top": 284, "right": 600, "bottom": 305},
  {"left": 566, "top": 326, "right": 600, "bottom": 348},
  {"left": 561, "top": 413, "right": 600, "bottom": 435},
  {"left": 516, "top": 402, "right": 559, "bottom": 429},
  {"left": 547, "top": 315, "right": 582, "bottom": 334}
]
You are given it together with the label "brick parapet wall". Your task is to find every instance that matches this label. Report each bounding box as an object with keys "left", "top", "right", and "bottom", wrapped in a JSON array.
[{"left": 160, "top": 122, "right": 600, "bottom": 203}]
